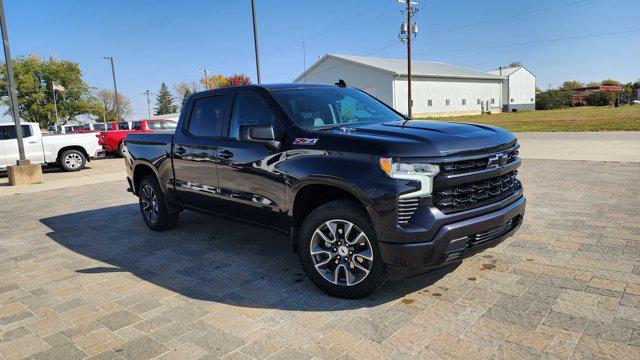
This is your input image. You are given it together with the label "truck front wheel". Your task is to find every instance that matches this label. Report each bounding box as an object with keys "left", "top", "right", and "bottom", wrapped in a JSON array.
[
  {"left": 138, "top": 175, "right": 179, "bottom": 231},
  {"left": 298, "top": 200, "right": 386, "bottom": 298}
]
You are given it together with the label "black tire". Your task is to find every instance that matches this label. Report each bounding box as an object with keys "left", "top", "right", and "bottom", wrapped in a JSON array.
[
  {"left": 117, "top": 142, "right": 125, "bottom": 157},
  {"left": 59, "top": 149, "right": 86, "bottom": 172},
  {"left": 297, "top": 199, "right": 386, "bottom": 299},
  {"left": 138, "top": 175, "right": 179, "bottom": 231}
]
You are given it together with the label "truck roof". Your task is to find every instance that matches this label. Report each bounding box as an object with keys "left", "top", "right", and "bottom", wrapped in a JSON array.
[
  {"left": 198, "top": 83, "right": 338, "bottom": 94},
  {"left": 0, "top": 121, "right": 36, "bottom": 126}
]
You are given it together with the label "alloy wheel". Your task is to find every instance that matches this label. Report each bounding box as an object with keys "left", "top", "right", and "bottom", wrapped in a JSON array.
[
  {"left": 309, "top": 219, "right": 374, "bottom": 286},
  {"left": 64, "top": 153, "right": 83, "bottom": 169},
  {"left": 141, "top": 185, "right": 159, "bottom": 224}
]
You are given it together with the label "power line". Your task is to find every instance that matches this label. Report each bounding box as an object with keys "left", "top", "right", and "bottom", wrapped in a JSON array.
[
  {"left": 427, "top": 0, "right": 595, "bottom": 35},
  {"left": 413, "top": 28, "right": 640, "bottom": 56},
  {"left": 305, "top": 3, "right": 398, "bottom": 46}
]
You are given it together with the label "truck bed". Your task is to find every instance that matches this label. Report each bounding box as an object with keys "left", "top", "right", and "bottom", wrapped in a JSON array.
[{"left": 125, "top": 132, "right": 173, "bottom": 160}]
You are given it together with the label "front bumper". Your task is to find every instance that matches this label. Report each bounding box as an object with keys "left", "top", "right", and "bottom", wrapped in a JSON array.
[{"left": 378, "top": 196, "right": 525, "bottom": 268}]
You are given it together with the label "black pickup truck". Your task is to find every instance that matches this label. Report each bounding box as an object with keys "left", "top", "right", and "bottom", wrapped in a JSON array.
[{"left": 124, "top": 83, "right": 525, "bottom": 298}]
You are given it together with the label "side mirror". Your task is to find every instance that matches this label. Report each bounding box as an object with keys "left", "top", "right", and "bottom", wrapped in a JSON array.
[{"left": 239, "top": 125, "right": 277, "bottom": 142}]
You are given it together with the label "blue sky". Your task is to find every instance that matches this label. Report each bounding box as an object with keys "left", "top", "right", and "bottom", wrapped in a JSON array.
[{"left": 4, "top": 0, "right": 640, "bottom": 119}]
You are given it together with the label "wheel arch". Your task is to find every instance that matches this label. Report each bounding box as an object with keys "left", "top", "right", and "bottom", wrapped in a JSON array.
[
  {"left": 132, "top": 162, "right": 159, "bottom": 195},
  {"left": 57, "top": 146, "right": 90, "bottom": 163},
  {"left": 290, "top": 179, "right": 375, "bottom": 253}
]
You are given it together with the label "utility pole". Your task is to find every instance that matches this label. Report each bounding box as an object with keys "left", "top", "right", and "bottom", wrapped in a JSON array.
[
  {"left": 52, "top": 82, "right": 60, "bottom": 125},
  {"left": 250, "top": 0, "right": 261, "bottom": 84},
  {"left": 104, "top": 56, "right": 120, "bottom": 121},
  {"left": 547, "top": 82, "right": 553, "bottom": 91},
  {"left": 198, "top": 68, "right": 211, "bottom": 90},
  {"left": 142, "top": 90, "right": 153, "bottom": 119},
  {"left": 398, "top": 0, "right": 418, "bottom": 119},
  {"left": 0, "top": 0, "right": 26, "bottom": 163}
]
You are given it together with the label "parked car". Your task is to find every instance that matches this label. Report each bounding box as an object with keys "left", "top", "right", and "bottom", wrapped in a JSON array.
[
  {"left": 99, "top": 120, "right": 177, "bottom": 157},
  {"left": 124, "top": 84, "right": 526, "bottom": 298},
  {"left": 0, "top": 122, "right": 104, "bottom": 171}
]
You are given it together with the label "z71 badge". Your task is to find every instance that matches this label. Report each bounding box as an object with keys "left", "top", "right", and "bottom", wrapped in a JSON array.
[{"left": 293, "top": 138, "right": 319, "bottom": 145}]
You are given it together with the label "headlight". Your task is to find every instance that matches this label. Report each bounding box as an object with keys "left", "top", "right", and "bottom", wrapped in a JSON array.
[
  {"left": 379, "top": 157, "right": 440, "bottom": 197},
  {"left": 379, "top": 158, "right": 439, "bottom": 178}
]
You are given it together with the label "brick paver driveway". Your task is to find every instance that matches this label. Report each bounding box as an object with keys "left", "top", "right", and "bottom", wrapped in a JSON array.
[{"left": 1, "top": 159, "right": 639, "bottom": 359}]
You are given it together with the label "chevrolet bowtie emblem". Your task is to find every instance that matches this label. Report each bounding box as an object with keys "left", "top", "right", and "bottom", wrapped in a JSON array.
[{"left": 487, "top": 153, "right": 507, "bottom": 169}]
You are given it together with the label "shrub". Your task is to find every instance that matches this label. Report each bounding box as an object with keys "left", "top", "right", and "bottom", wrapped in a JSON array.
[
  {"left": 535, "top": 90, "right": 573, "bottom": 110},
  {"left": 586, "top": 90, "right": 620, "bottom": 106}
]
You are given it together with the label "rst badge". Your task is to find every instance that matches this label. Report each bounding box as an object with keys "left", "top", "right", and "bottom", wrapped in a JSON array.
[{"left": 294, "top": 138, "right": 319, "bottom": 145}]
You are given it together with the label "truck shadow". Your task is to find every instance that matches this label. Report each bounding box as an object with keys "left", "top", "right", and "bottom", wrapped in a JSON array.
[{"left": 40, "top": 204, "right": 458, "bottom": 311}]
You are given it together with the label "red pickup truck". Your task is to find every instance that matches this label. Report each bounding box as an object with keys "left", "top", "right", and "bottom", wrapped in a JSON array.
[{"left": 99, "top": 119, "right": 177, "bottom": 156}]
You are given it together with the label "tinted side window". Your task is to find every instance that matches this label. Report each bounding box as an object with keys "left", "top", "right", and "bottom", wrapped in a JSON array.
[
  {"left": 132, "top": 121, "right": 142, "bottom": 130},
  {"left": 229, "top": 93, "right": 275, "bottom": 139},
  {"left": 117, "top": 122, "right": 130, "bottom": 130},
  {"left": 187, "top": 96, "right": 226, "bottom": 137},
  {"left": 146, "top": 121, "right": 162, "bottom": 130},
  {"left": 1, "top": 125, "right": 31, "bottom": 139}
]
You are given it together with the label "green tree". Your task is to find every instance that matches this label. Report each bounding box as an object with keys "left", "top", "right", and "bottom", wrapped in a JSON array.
[
  {"left": 181, "top": 89, "right": 192, "bottom": 106},
  {"left": 0, "top": 54, "right": 100, "bottom": 127},
  {"left": 560, "top": 80, "right": 584, "bottom": 91},
  {"left": 586, "top": 90, "right": 619, "bottom": 106},
  {"left": 154, "top": 82, "right": 177, "bottom": 115},
  {"left": 586, "top": 81, "right": 601, "bottom": 87},
  {"left": 535, "top": 90, "right": 573, "bottom": 110},
  {"left": 601, "top": 79, "right": 623, "bottom": 87}
]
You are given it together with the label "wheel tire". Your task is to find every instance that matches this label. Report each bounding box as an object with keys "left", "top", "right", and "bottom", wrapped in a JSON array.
[
  {"left": 298, "top": 199, "right": 386, "bottom": 299},
  {"left": 117, "top": 142, "right": 125, "bottom": 157},
  {"left": 138, "top": 175, "right": 179, "bottom": 231},
  {"left": 59, "top": 149, "right": 86, "bottom": 172}
]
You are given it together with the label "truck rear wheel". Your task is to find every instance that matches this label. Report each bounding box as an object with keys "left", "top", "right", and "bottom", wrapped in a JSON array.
[
  {"left": 59, "top": 149, "right": 86, "bottom": 172},
  {"left": 117, "top": 142, "right": 125, "bottom": 157},
  {"left": 297, "top": 199, "right": 386, "bottom": 299},
  {"left": 138, "top": 175, "right": 179, "bottom": 231}
]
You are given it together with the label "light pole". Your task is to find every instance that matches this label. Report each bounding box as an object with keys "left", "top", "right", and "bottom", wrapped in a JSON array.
[
  {"left": 250, "top": 0, "right": 261, "bottom": 84},
  {"left": 0, "top": 0, "right": 26, "bottom": 164},
  {"left": 104, "top": 56, "right": 120, "bottom": 121}
]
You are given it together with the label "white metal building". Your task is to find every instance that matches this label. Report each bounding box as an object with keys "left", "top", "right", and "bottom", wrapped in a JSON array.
[
  {"left": 294, "top": 54, "right": 535, "bottom": 117},
  {"left": 487, "top": 66, "right": 536, "bottom": 112}
]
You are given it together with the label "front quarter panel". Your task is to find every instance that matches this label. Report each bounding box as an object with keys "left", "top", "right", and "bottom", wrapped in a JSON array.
[{"left": 285, "top": 148, "right": 383, "bottom": 225}]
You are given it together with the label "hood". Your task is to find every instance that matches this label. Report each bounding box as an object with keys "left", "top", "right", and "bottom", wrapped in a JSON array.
[{"left": 321, "top": 120, "right": 517, "bottom": 157}]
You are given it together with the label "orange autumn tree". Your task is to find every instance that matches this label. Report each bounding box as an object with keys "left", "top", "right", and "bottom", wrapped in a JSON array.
[{"left": 199, "top": 73, "right": 251, "bottom": 90}]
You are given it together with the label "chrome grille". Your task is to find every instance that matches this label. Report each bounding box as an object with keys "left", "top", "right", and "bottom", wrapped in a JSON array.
[{"left": 397, "top": 197, "right": 420, "bottom": 225}]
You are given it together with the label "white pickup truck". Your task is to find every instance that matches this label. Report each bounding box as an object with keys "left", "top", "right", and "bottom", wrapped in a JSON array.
[{"left": 0, "top": 122, "right": 104, "bottom": 172}]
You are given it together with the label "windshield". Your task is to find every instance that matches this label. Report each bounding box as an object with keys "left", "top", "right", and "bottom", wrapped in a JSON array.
[{"left": 271, "top": 87, "right": 404, "bottom": 129}]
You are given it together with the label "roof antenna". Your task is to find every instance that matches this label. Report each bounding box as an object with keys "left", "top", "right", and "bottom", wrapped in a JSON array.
[{"left": 335, "top": 79, "right": 346, "bottom": 88}]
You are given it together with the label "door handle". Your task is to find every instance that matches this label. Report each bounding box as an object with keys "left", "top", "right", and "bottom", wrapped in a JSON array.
[
  {"left": 28, "top": 141, "right": 38, "bottom": 144},
  {"left": 175, "top": 147, "right": 186, "bottom": 155},
  {"left": 219, "top": 150, "right": 234, "bottom": 159}
]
